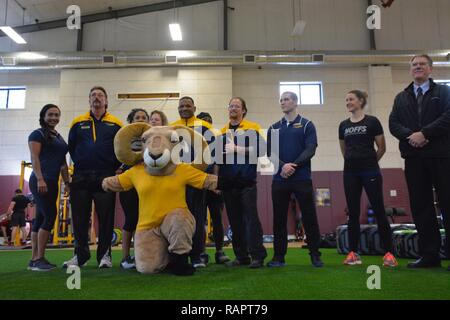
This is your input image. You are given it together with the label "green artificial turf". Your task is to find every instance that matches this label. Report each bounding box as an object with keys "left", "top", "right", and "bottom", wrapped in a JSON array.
[{"left": 0, "top": 248, "right": 448, "bottom": 300}]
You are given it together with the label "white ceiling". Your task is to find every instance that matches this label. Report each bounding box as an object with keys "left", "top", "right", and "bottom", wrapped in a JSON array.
[{"left": 2, "top": 0, "right": 170, "bottom": 25}]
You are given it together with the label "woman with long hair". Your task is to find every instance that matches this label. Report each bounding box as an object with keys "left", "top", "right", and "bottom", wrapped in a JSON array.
[{"left": 28, "top": 104, "right": 70, "bottom": 271}]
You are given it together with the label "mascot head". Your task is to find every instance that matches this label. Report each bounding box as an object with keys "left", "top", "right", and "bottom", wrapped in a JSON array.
[{"left": 114, "top": 123, "right": 209, "bottom": 176}]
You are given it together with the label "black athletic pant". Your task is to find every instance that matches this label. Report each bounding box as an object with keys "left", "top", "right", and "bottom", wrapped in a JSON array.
[
  {"left": 70, "top": 171, "right": 116, "bottom": 265},
  {"left": 119, "top": 188, "right": 139, "bottom": 233},
  {"left": 272, "top": 180, "right": 321, "bottom": 261},
  {"left": 223, "top": 185, "right": 267, "bottom": 261},
  {"left": 29, "top": 175, "right": 59, "bottom": 232},
  {"left": 206, "top": 190, "right": 225, "bottom": 251},
  {"left": 186, "top": 186, "right": 207, "bottom": 261},
  {"left": 405, "top": 157, "right": 450, "bottom": 260},
  {"left": 343, "top": 170, "right": 393, "bottom": 253}
]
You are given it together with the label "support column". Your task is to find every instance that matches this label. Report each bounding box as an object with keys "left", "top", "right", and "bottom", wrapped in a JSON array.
[{"left": 368, "top": 65, "right": 402, "bottom": 168}]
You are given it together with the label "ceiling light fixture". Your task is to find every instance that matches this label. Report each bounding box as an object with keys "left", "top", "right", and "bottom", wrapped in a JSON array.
[
  {"left": 169, "top": 0, "right": 182, "bottom": 41},
  {"left": 169, "top": 23, "right": 182, "bottom": 41},
  {"left": 0, "top": 1, "right": 27, "bottom": 44},
  {"left": 0, "top": 26, "right": 26, "bottom": 44}
]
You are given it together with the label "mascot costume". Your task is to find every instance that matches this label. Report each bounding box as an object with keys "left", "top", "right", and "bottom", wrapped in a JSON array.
[{"left": 102, "top": 123, "right": 239, "bottom": 276}]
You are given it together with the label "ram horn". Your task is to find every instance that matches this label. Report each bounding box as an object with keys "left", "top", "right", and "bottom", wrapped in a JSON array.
[{"left": 114, "top": 122, "right": 151, "bottom": 166}]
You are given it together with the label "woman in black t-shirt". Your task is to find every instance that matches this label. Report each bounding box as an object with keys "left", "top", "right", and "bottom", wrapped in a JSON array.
[{"left": 338, "top": 90, "right": 396, "bottom": 267}]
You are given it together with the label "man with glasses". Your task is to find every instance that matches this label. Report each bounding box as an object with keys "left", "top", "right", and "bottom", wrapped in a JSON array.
[
  {"left": 214, "top": 97, "right": 267, "bottom": 268},
  {"left": 389, "top": 55, "right": 450, "bottom": 270}
]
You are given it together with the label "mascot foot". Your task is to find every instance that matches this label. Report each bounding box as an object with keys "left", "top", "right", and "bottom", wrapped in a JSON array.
[{"left": 168, "top": 253, "right": 195, "bottom": 276}]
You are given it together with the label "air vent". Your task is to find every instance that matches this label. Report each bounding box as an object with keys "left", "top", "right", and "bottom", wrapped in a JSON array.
[
  {"left": 102, "top": 55, "right": 115, "bottom": 64},
  {"left": 243, "top": 54, "right": 256, "bottom": 64},
  {"left": 312, "top": 54, "right": 325, "bottom": 63},
  {"left": 165, "top": 55, "right": 178, "bottom": 64},
  {"left": 1, "top": 57, "right": 16, "bottom": 66}
]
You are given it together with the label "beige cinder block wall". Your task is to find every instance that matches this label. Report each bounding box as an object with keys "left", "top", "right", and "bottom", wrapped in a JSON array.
[
  {"left": 0, "top": 71, "right": 61, "bottom": 175},
  {"left": 58, "top": 66, "right": 233, "bottom": 140}
]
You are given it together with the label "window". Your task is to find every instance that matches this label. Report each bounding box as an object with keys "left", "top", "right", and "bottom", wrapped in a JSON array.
[
  {"left": 0, "top": 87, "right": 26, "bottom": 109},
  {"left": 435, "top": 80, "right": 450, "bottom": 87},
  {"left": 279, "top": 82, "right": 323, "bottom": 105}
]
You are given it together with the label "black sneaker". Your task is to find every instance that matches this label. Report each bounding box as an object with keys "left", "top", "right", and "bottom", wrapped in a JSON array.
[
  {"left": 192, "top": 259, "right": 206, "bottom": 268},
  {"left": 407, "top": 257, "right": 441, "bottom": 268},
  {"left": 447, "top": 265, "right": 450, "bottom": 271},
  {"left": 266, "top": 260, "right": 286, "bottom": 268},
  {"left": 225, "top": 258, "right": 251, "bottom": 267},
  {"left": 215, "top": 251, "right": 231, "bottom": 264},
  {"left": 42, "top": 258, "right": 56, "bottom": 268},
  {"left": 200, "top": 252, "right": 210, "bottom": 265},
  {"left": 31, "top": 258, "right": 56, "bottom": 271},
  {"left": 249, "top": 259, "right": 264, "bottom": 269},
  {"left": 27, "top": 260, "right": 36, "bottom": 270},
  {"left": 311, "top": 255, "right": 324, "bottom": 268}
]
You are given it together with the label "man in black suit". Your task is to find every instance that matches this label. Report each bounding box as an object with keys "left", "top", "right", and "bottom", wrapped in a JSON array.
[{"left": 389, "top": 54, "right": 450, "bottom": 270}]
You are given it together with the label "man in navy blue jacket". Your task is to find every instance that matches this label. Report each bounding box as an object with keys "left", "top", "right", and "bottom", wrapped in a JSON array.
[
  {"left": 389, "top": 55, "right": 450, "bottom": 270},
  {"left": 215, "top": 97, "right": 267, "bottom": 268},
  {"left": 267, "top": 92, "right": 323, "bottom": 268},
  {"left": 63, "top": 86, "right": 123, "bottom": 269}
]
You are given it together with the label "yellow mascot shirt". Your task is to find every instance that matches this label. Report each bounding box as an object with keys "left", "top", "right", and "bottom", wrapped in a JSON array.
[{"left": 118, "top": 163, "right": 207, "bottom": 231}]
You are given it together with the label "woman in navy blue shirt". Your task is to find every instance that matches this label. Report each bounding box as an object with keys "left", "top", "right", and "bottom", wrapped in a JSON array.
[{"left": 28, "top": 104, "right": 69, "bottom": 271}]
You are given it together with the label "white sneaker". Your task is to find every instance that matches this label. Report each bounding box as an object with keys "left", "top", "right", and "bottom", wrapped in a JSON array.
[
  {"left": 192, "top": 260, "right": 206, "bottom": 268},
  {"left": 99, "top": 253, "right": 112, "bottom": 268},
  {"left": 62, "top": 255, "right": 87, "bottom": 268},
  {"left": 120, "top": 256, "right": 136, "bottom": 270}
]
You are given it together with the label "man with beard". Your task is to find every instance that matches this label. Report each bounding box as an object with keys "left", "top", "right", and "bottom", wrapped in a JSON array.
[
  {"left": 214, "top": 97, "right": 267, "bottom": 268},
  {"left": 63, "top": 86, "right": 123, "bottom": 269}
]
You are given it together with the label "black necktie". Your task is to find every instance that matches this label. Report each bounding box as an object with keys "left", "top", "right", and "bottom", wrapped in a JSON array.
[{"left": 416, "top": 87, "right": 423, "bottom": 124}]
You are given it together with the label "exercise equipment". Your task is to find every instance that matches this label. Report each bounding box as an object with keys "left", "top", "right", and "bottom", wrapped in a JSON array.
[
  {"left": 52, "top": 165, "right": 73, "bottom": 245},
  {"left": 393, "top": 229, "right": 447, "bottom": 259},
  {"left": 385, "top": 207, "right": 407, "bottom": 224},
  {"left": 111, "top": 228, "right": 123, "bottom": 246},
  {"left": 17, "top": 161, "right": 75, "bottom": 246},
  {"left": 337, "top": 224, "right": 415, "bottom": 255}
]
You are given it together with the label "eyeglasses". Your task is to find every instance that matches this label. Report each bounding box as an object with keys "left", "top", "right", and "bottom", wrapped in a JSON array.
[
  {"left": 411, "top": 62, "right": 429, "bottom": 67},
  {"left": 228, "top": 104, "right": 242, "bottom": 109}
]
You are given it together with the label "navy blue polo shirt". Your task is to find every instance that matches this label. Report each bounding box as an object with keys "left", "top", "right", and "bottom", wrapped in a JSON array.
[
  {"left": 268, "top": 115, "right": 317, "bottom": 182},
  {"left": 28, "top": 128, "right": 69, "bottom": 180}
]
